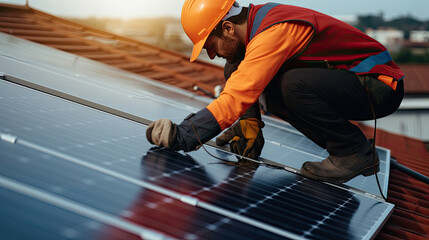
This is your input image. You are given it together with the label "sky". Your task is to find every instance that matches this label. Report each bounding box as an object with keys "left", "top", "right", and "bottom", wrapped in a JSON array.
[{"left": 1, "top": 0, "right": 428, "bottom": 21}]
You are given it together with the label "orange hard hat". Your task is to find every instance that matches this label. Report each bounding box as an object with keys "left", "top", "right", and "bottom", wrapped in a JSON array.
[{"left": 181, "top": 0, "right": 235, "bottom": 62}]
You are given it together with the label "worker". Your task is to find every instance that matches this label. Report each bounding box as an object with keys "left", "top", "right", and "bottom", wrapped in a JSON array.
[{"left": 146, "top": 0, "right": 404, "bottom": 184}]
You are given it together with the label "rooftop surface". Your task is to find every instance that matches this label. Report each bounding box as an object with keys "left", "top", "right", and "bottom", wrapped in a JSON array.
[{"left": 0, "top": 3, "right": 428, "bottom": 239}]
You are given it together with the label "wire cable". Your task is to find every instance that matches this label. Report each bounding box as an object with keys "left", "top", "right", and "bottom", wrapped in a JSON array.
[
  {"left": 187, "top": 116, "right": 288, "bottom": 170},
  {"left": 365, "top": 78, "right": 388, "bottom": 202},
  {"left": 188, "top": 119, "right": 262, "bottom": 166}
]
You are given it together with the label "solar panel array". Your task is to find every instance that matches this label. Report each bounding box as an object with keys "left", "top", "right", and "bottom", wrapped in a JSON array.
[
  {"left": 0, "top": 32, "right": 391, "bottom": 196},
  {"left": 0, "top": 33, "right": 394, "bottom": 239}
]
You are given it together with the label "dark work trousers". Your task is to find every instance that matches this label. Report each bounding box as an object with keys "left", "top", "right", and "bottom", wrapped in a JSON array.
[{"left": 262, "top": 68, "right": 404, "bottom": 157}]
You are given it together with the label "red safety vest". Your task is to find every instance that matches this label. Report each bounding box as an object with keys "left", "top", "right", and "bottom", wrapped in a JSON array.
[{"left": 246, "top": 3, "right": 404, "bottom": 81}]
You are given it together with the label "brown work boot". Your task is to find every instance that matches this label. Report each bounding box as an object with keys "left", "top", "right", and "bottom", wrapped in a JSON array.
[{"left": 300, "top": 140, "right": 380, "bottom": 184}]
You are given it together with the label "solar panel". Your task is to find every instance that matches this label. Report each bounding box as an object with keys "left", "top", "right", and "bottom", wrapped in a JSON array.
[
  {"left": 0, "top": 77, "right": 394, "bottom": 239},
  {"left": 0, "top": 32, "right": 390, "bottom": 197},
  {"left": 0, "top": 141, "right": 285, "bottom": 240},
  {"left": 0, "top": 185, "right": 141, "bottom": 240}
]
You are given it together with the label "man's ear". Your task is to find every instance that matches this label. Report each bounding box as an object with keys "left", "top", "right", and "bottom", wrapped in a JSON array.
[{"left": 221, "top": 21, "right": 235, "bottom": 36}]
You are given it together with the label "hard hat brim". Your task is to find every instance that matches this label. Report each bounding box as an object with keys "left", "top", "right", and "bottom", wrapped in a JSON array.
[{"left": 190, "top": 37, "right": 207, "bottom": 62}]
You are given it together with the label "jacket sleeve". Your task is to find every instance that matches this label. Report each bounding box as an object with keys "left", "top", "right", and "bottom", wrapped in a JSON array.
[
  {"left": 207, "top": 21, "right": 314, "bottom": 130},
  {"left": 224, "top": 61, "right": 262, "bottom": 121}
]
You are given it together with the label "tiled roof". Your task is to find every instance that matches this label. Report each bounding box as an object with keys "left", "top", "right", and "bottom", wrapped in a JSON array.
[
  {"left": 1, "top": 3, "right": 428, "bottom": 239},
  {"left": 357, "top": 123, "right": 429, "bottom": 240},
  {"left": 399, "top": 64, "right": 429, "bottom": 95},
  {"left": 0, "top": 3, "right": 224, "bottom": 97}
]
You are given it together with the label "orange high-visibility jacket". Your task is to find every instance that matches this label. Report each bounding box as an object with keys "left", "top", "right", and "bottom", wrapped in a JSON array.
[{"left": 206, "top": 3, "right": 404, "bottom": 131}]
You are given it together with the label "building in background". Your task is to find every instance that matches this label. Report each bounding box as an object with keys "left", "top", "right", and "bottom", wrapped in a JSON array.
[
  {"left": 410, "top": 30, "right": 429, "bottom": 43},
  {"left": 366, "top": 27, "right": 404, "bottom": 53},
  {"left": 406, "top": 30, "right": 429, "bottom": 55}
]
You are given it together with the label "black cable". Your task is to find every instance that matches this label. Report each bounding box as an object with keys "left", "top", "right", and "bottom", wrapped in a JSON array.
[
  {"left": 188, "top": 119, "right": 256, "bottom": 166},
  {"left": 365, "top": 78, "right": 388, "bottom": 202},
  {"left": 187, "top": 116, "right": 290, "bottom": 170}
]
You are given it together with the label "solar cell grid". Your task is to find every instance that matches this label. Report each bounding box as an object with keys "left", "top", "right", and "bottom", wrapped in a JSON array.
[
  {"left": 0, "top": 79, "right": 394, "bottom": 239},
  {"left": 0, "top": 142, "right": 286, "bottom": 240},
  {"left": 0, "top": 187, "right": 141, "bottom": 240},
  {"left": 142, "top": 149, "right": 388, "bottom": 239}
]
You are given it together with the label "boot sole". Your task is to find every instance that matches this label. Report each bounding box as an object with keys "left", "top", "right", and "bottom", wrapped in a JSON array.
[{"left": 300, "top": 161, "right": 380, "bottom": 184}]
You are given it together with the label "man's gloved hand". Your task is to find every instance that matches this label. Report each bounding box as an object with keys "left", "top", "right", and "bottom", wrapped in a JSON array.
[
  {"left": 216, "top": 118, "right": 264, "bottom": 159},
  {"left": 146, "top": 119, "right": 178, "bottom": 149}
]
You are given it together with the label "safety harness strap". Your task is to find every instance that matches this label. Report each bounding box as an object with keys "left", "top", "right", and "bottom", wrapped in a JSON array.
[
  {"left": 349, "top": 51, "right": 399, "bottom": 78},
  {"left": 249, "top": 3, "right": 279, "bottom": 41}
]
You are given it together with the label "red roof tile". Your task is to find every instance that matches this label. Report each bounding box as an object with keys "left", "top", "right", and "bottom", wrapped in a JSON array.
[
  {"left": 358, "top": 123, "right": 429, "bottom": 240},
  {"left": 1, "top": 3, "right": 428, "bottom": 239},
  {"left": 0, "top": 3, "right": 224, "bottom": 97},
  {"left": 399, "top": 64, "right": 429, "bottom": 95}
]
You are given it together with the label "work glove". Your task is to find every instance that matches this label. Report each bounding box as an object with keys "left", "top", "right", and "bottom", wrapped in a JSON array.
[
  {"left": 216, "top": 118, "right": 265, "bottom": 160},
  {"left": 146, "top": 119, "right": 178, "bottom": 150},
  {"left": 146, "top": 108, "right": 222, "bottom": 152}
]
